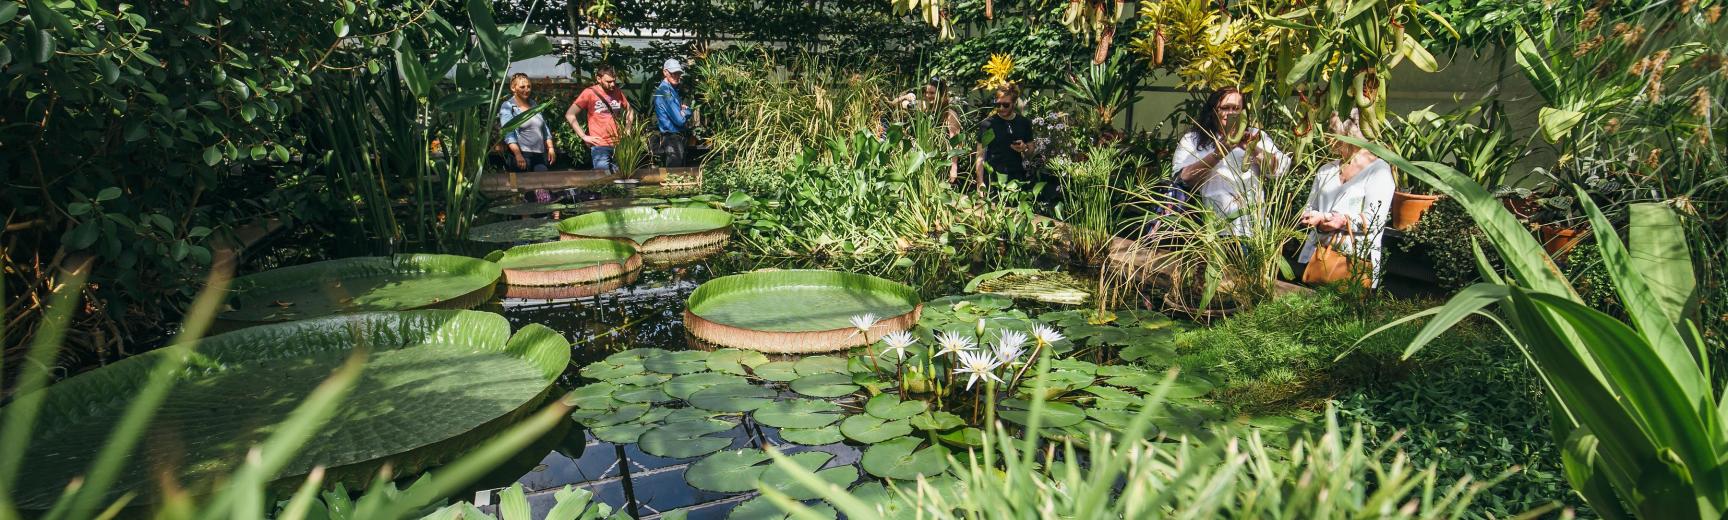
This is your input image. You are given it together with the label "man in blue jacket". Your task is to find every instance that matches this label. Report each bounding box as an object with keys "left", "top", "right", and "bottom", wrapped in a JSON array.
[{"left": 652, "top": 58, "right": 693, "bottom": 167}]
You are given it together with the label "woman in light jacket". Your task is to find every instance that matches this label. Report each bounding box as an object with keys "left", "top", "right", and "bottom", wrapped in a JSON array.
[
  {"left": 499, "top": 73, "right": 555, "bottom": 172},
  {"left": 1171, "top": 86, "right": 1290, "bottom": 236},
  {"left": 1297, "top": 110, "right": 1396, "bottom": 287}
]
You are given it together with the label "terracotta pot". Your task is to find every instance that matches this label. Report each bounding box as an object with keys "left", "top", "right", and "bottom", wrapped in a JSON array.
[
  {"left": 1389, "top": 191, "right": 1440, "bottom": 231},
  {"left": 1538, "top": 223, "right": 1589, "bottom": 259}
]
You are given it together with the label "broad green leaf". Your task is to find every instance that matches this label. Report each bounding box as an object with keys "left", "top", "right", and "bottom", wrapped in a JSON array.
[
  {"left": 752, "top": 399, "right": 844, "bottom": 429},
  {"left": 639, "top": 419, "right": 736, "bottom": 459},
  {"left": 1537, "top": 107, "right": 1584, "bottom": 143},
  {"left": 860, "top": 437, "right": 948, "bottom": 480},
  {"left": 777, "top": 425, "right": 844, "bottom": 445},
  {"left": 794, "top": 355, "right": 850, "bottom": 375},
  {"left": 840, "top": 414, "right": 912, "bottom": 444},
  {"left": 687, "top": 383, "right": 776, "bottom": 412},
  {"left": 1625, "top": 203, "right": 1697, "bottom": 323},
  {"left": 864, "top": 394, "right": 927, "bottom": 421},
  {"left": 908, "top": 411, "right": 964, "bottom": 431},
  {"left": 664, "top": 372, "right": 748, "bottom": 400},
  {"left": 611, "top": 385, "right": 673, "bottom": 404},
  {"left": 750, "top": 361, "right": 800, "bottom": 382},
  {"left": 1403, "top": 33, "right": 1439, "bottom": 72},
  {"left": 998, "top": 399, "right": 1086, "bottom": 428},
  {"left": 559, "top": 207, "right": 731, "bottom": 251},
  {"left": 644, "top": 350, "right": 710, "bottom": 375},
  {"left": 708, "top": 349, "right": 770, "bottom": 375},
  {"left": 789, "top": 373, "right": 858, "bottom": 398},
  {"left": 219, "top": 255, "right": 501, "bottom": 324}
]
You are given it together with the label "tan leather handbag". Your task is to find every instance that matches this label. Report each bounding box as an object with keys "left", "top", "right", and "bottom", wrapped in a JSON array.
[{"left": 1302, "top": 234, "right": 1370, "bottom": 288}]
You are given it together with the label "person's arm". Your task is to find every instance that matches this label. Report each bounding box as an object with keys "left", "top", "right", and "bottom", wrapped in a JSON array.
[
  {"left": 542, "top": 117, "right": 556, "bottom": 165},
  {"left": 500, "top": 102, "right": 527, "bottom": 169},
  {"left": 1173, "top": 134, "right": 1223, "bottom": 187},
  {"left": 1321, "top": 162, "right": 1395, "bottom": 234},
  {"left": 566, "top": 89, "right": 599, "bottom": 146},
  {"left": 621, "top": 94, "right": 635, "bottom": 127},
  {"left": 654, "top": 85, "right": 688, "bottom": 131}
]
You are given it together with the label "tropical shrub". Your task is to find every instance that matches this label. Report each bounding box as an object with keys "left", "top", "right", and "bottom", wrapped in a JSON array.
[{"left": 1360, "top": 137, "right": 1725, "bottom": 518}]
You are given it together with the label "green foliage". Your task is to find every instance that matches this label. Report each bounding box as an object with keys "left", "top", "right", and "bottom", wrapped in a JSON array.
[
  {"left": 0, "top": 272, "right": 576, "bottom": 519},
  {"left": 1052, "top": 146, "right": 1129, "bottom": 265},
  {"left": 1334, "top": 339, "right": 1585, "bottom": 517},
  {"left": 1168, "top": 290, "right": 1496, "bottom": 414},
  {"left": 1359, "top": 138, "right": 1723, "bottom": 518},
  {"left": 761, "top": 379, "right": 1503, "bottom": 518}
]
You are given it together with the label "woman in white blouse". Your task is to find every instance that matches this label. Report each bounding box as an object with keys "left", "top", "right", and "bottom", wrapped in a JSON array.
[
  {"left": 1298, "top": 110, "right": 1396, "bottom": 287},
  {"left": 1172, "top": 87, "right": 1291, "bottom": 236}
]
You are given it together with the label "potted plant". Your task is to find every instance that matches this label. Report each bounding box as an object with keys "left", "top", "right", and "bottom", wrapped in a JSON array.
[
  {"left": 1379, "top": 101, "right": 1525, "bottom": 230},
  {"left": 609, "top": 117, "right": 652, "bottom": 190}
]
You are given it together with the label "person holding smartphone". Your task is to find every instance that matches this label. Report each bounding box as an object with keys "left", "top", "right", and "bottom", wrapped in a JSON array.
[
  {"left": 974, "top": 84, "right": 1034, "bottom": 189},
  {"left": 1171, "top": 86, "right": 1289, "bottom": 236}
]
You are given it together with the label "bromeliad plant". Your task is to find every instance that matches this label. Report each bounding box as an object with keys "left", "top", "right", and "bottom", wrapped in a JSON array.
[{"left": 1354, "top": 137, "right": 1726, "bottom": 518}]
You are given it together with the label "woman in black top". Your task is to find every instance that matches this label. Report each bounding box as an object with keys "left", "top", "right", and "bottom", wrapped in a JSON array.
[{"left": 973, "top": 85, "right": 1034, "bottom": 189}]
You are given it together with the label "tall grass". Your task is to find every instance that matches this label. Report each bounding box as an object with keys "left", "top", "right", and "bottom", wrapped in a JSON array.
[
  {"left": 760, "top": 367, "right": 1513, "bottom": 518},
  {"left": 1051, "top": 146, "right": 1130, "bottom": 265}
]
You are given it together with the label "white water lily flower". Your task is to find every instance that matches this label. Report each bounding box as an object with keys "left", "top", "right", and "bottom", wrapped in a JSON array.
[
  {"left": 850, "top": 314, "right": 878, "bottom": 333},
  {"left": 1031, "top": 324, "right": 1064, "bottom": 346},
  {"left": 934, "top": 330, "right": 977, "bottom": 357},
  {"left": 954, "top": 350, "right": 1004, "bottom": 390},
  {"left": 881, "top": 330, "right": 917, "bottom": 360},
  {"left": 996, "top": 330, "right": 1028, "bottom": 353},
  {"left": 993, "top": 341, "right": 1027, "bottom": 367}
]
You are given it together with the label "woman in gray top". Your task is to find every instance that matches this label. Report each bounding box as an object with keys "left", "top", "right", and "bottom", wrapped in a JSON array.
[{"left": 499, "top": 73, "right": 556, "bottom": 172}]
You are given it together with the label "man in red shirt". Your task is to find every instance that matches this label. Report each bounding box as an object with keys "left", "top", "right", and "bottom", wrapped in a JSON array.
[{"left": 564, "top": 65, "right": 634, "bottom": 172}]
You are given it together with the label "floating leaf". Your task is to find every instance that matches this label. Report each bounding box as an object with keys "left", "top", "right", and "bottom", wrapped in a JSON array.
[
  {"left": 612, "top": 385, "right": 674, "bottom": 404},
  {"left": 645, "top": 350, "right": 711, "bottom": 375},
  {"left": 794, "top": 355, "right": 849, "bottom": 376},
  {"left": 571, "top": 403, "right": 647, "bottom": 428},
  {"left": 592, "top": 422, "right": 657, "bottom": 444},
  {"left": 861, "top": 437, "right": 949, "bottom": 480},
  {"left": 908, "top": 411, "right": 965, "bottom": 431},
  {"left": 753, "top": 399, "right": 845, "bottom": 429},
  {"left": 777, "top": 425, "right": 845, "bottom": 445},
  {"left": 581, "top": 362, "right": 644, "bottom": 381},
  {"left": 568, "top": 382, "right": 618, "bottom": 409},
  {"left": 607, "top": 348, "right": 673, "bottom": 365},
  {"left": 864, "top": 393, "right": 927, "bottom": 420},
  {"left": 750, "top": 361, "right": 801, "bottom": 382},
  {"left": 1107, "top": 372, "right": 1213, "bottom": 398},
  {"left": 612, "top": 373, "right": 673, "bottom": 387},
  {"left": 639, "top": 418, "right": 736, "bottom": 459},
  {"left": 687, "top": 449, "right": 779, "bottom": 493},
  {"left": 1081, "top": 386, "right": 1140, "bottom": 409},
  {"left": 727, "top": 496, "right": 836, "bottom": 520},
  {"left": 665, "top": 372, "right": 748, "bottom": 400},
  {"left": 997, "top": 399, "right": 1086, "bottom": 428},
  {"left": 840, "top": 414, "right": 913, "bottom": 444},
  {"left": 760, "top": 452, "right": 858, "bottom": 500},
  {"left": 708, "top": 348, "right": 771, "bottom": 375},
  {"left": 789, "top": 372, "right": 859, "bottom": 398},
  {"left": 688, "top": 383, "right": 777, "bottom": 412},
  {"left": 935, "top": 427, "right": 985, "bottom": 448}
]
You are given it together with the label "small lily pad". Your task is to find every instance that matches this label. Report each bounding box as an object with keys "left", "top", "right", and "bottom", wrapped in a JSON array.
[
  {"left": 840, "top": 414, "right": 912, "bottom": 444},
  {"left": 750, "top": 361, "right": 801, "bottom": 382},
  {"left": 728, "top": 496, "right": 836, "bottom": 520},
  {"left": 935, "top": 427, "right": 985, "bottom": 448},
  {"left": 864, "top": 393, "right": 927, "bottom": 421},
  {"left": 612, "top": 373, "right": 673, "bottom": 387},
  {"left": 665, "top": 372, "right": 749, "bottom": 400},
  {"left": 793, "top": 355, "right": 848, "bottom": 376},
  {"left": 639, "top": 418, "right": 737, "bottom": 459},
  {"left": 752, "top": 399, "right": 845, "bottom": 429},
  {"left": 708, "top": 348, "right": 770, "bottom": 375},
  {"left": 789, "top": 373, "right": 859, "bottom": 398},
  {"left": 997, "top": 398, "right": 1086, "bottom": 428},
  {"left": 607, "top": 348, "right": 673, "bottom": 365},
  {"left": 1081, "top": 386, "right": 1141, "bottom": 409},
  {"left": 645, "top": 350, "right": 711, "bottom": 374},
  {"left": 860, "top": 437, "right": 949, "bottom": 480},
  {"left": 688, "top": 383, "right": 777, "bottom": 412},
  {"left": 777, "top": 425, "right": 845, "bottom": 445},
  {"left": 612, "top": 385, "right": 674, "bottom": 404},
  {"left": 580, "top": 362, "right": 644, "bottom": 381},
  {"left": 567, "top": 383, "right": 618, "bottom": 409},
  {"left": 908, "top": 411, "right": 965, "bottom": 431},
  {"left": 571, "top": 403, "right": 648, "bottom": 428}
]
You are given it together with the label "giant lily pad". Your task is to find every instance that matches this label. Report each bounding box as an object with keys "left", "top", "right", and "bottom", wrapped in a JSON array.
[
  {"left": 557, "top": 206, "right": 733, "bottom": 252},
  {"left": 220, "top": 255, "right": 501, "bottom": 325},
  {"left": 493, "top": 239, "right": 640, "bottom": 286},
  {"left": 465, "top": 218, "right": 560, "bottom": 244},
  {"left": 4, "top": 310, "right": 567, "bottom": 509},
  {"left": 684, "top": 270, "right": 922, "bottom": 354},
  {"left": 488, "top": 201, "right": 580, "bottom": 216}
]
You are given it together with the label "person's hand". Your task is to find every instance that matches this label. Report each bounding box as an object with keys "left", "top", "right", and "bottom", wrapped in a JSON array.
[
  {"left": 1317, "top": 213, "right": 1349, "bottom": 233},
  {"left": 546, "top": 148, "right": 557, "bottom": 165},
  {"left": 514, "top": 154, "right": 527, "bottom": 170},
  {"left": 1009, "top": 140, "right": 1027, "bottom": 153},
  {"left": 1235, "top": 128, "right": 1261, "bottom": 152},
  {"left": 582, "top": 135, "right": 604, "bottom": 147},
  {"left": 1298, "top": 210, "right": 1323, "bottom": 227}
]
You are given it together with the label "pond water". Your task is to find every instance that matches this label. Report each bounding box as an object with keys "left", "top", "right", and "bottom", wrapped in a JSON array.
[{"left": 472, "top": 251, "right": 870, "bottom": 518}]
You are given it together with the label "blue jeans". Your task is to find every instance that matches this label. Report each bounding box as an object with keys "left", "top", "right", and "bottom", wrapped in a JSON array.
[
  {"left": 507, "top": 151, "right": 549, "bottom": 172},
  {"left": 591, "top": 146, "right": 614, "bottom": 173}
]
